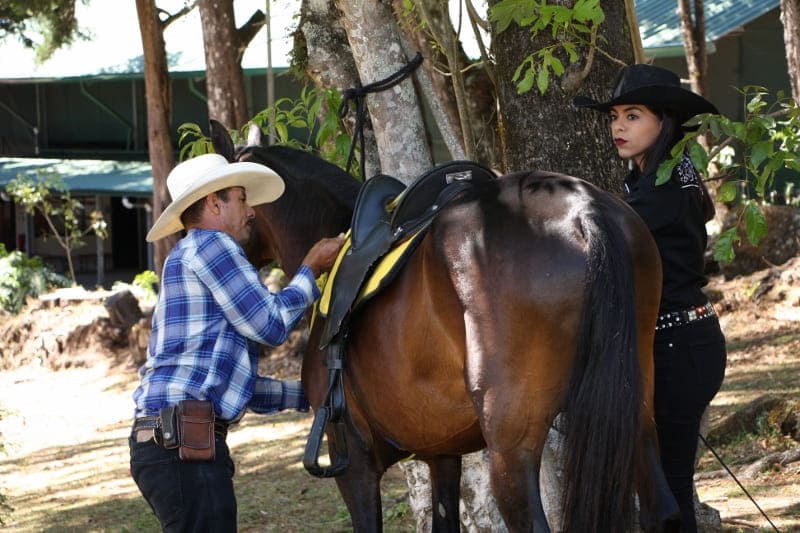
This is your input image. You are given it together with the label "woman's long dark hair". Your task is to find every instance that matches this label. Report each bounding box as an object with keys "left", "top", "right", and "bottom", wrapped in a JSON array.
[{"left": 629, "top": 107, "right": 716, "bottom": 222}]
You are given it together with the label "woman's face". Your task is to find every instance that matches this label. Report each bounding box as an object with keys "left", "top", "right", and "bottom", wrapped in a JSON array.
[{"left": 609, "top": 104, "right": 663, "bottom": 171}]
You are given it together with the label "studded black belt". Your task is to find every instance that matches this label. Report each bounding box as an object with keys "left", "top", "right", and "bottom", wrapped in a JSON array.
[{"left": 656, "top": 302, "right": 716, "bottom": 331}]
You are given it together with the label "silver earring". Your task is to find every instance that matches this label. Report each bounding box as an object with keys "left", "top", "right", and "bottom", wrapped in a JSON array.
[{"left": 627, "top": 159, "right": 634, "bottom": 170}]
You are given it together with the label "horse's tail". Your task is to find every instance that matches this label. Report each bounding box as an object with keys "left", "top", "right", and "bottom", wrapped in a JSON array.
[{"left": 559, "top": 207, "right": 642, "bottom": 532}]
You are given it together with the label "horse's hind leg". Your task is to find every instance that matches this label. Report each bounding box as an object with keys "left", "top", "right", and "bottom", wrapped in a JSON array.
[
  {"left": 487, "top": 447, "right": 550, "bottom": 532},
  {"left": 637, "top": 424, "right": 681, "bottom": 532}
]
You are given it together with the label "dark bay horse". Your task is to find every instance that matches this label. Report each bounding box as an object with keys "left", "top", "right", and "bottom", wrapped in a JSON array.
[{"left": 211, "top": 123, "right": 678, "bottom": 532}]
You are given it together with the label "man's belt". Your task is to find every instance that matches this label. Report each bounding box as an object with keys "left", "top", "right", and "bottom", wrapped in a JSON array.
[
  {"left": 132, "top": 414, "right": 229, "bottom": 444},
  {"left": 656, "top": 302, "right": 716, "bottom": 331}
]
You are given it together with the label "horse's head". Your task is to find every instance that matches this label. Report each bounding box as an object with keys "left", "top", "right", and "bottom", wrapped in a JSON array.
[{"left": 209, "top": 119, "right": 360, "bottom": 276}]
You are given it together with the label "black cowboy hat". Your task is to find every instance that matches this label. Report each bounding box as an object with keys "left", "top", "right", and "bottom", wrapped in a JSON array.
[{"left": 573, "top": 64, "right": 718, "bottom": 124}]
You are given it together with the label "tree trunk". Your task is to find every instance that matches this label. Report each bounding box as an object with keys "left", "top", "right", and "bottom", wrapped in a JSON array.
[
  {"left": 678, "top": 0, "right": 709, "bottom": 96},
  {"left": 392, "top": 0, "right": 499, "bottom": 167},
  {"left": 780, "top": 0, "right": 800, "bottom": 103},
  {"left": 135, "top": 0, "right": 177, "bottom": 275},
  {"left": 296, "top": 0, "right": 381, "bottom": 177},
  {"left": 489, "top": 0, "right": 634, "bottom": 191},
  {"left": 197, "top": 0, "right": 253, "bottom": 130},
  {"left": 336, "top": 0, "right": 432, "bottom": 181}
]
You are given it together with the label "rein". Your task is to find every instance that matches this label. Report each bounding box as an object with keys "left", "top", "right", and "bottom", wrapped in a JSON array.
[{"left": 338, "top": 52, "right": 423, "bottom": 180}]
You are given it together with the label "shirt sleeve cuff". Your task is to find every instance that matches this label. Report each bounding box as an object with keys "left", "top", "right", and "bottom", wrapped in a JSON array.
[
  {"left": 249, "top": 377, "right": 310, "bottom": 414},
  {"left": 296, "top": 264, "right": 321, "bottom": 300}
]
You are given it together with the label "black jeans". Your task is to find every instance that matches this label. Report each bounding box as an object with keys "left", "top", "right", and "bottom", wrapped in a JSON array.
[
  {"left": 653, "top": 317, "right": 727, "bottom": 532},
  {"left": 130, "top": 434, "right": 236, "bottom": 532}
]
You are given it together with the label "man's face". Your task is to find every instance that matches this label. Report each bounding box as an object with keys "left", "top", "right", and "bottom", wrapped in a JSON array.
[{"left": 215, "top": 187, "right": 255, "bottom": 244}]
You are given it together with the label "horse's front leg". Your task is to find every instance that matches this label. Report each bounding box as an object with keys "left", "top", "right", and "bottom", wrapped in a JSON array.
[
  {"left": 331, "top": 421, "right": 411, "bottom": 532},
  {"left": 330, "top": 425, "right": 386, "bottom": 532},
  {"left": 426, "top": 455, "right": 463, "bottom": 532}
]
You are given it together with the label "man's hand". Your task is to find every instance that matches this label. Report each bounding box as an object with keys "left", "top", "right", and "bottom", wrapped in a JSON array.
[{"left": 302, "top": 234, "right": 346, "bottom": 278}]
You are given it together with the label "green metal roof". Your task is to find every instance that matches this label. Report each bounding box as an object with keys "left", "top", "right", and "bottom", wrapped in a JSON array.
[
  {"left": 0, "top": 158, "right": 152, "bottom": 198},
  {"left": 636, "top": 0, "right": 780, "bottom": 57}
]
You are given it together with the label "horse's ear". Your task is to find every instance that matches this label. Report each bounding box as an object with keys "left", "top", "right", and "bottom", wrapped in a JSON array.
[
  {"left": 246, "top": 122, "right": 262, "bottom": 147},
  {"left": 209, "top": 119, "right": 235, "bottom": 162}
]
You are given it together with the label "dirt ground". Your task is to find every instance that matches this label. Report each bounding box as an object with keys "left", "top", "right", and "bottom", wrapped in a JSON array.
[{"left": 0, "top": 258, "right": 798, "bottom": 532}]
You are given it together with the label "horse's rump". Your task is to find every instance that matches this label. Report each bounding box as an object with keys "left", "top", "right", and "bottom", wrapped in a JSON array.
[{"left": 342, "top": 171, "right": 626, "bottom": 450}]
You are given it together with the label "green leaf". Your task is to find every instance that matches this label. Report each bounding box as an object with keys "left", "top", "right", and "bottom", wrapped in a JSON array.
[
  {"left": 549, "top": 56, "right": 565, "bottom": 76},
  {"left": 489, "top": 0, "right": 534, "bottom": 33},
  {"left": 743, "top": 201, "right": 768, "bottom": 246},
  {"left": 688, "top": 142, "right": 708, "bottom": 174},
  {"left": 656, "top": 159, "right": 676, "bottom": 185},
  {"left": 275, "top": 122, "right": 289, "bottom": 143},
  {"left": 749, "top": 140, "right": 773, "bottom": 169},
  {"left": 516, "top": 66, "right": 535, "bottom": 94},
  {"left": 574, "top": 0, "right": 604, "bottom": 23},
  {"left": 562, "top": 41, "right": 579, "bottom": 63},
  {"left": 717, "top": 181, "right": 738, "bottom": 203},
  {"left": 536, "top": 67, "right": 550, "bottom": 95},
  {"left": 713, "top": 228, "right": 740, "bottom": 264}
]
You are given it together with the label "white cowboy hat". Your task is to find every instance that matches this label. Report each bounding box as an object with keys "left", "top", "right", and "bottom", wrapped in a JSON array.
[{"left": 146, "top": 153, "right": 284, "bottom": 242}]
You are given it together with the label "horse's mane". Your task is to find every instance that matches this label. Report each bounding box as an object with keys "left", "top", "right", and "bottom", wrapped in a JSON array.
[
  {"left": 240, "top": 144, "right": 361, "bottom": 213},
  {"left": 208, "top": 118, "right": 361, "bottom": 213}
]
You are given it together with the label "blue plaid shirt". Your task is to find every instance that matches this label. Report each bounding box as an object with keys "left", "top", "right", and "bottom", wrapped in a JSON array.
[{"left": 133, "top": 228, "right": 317, "bottom": 421}]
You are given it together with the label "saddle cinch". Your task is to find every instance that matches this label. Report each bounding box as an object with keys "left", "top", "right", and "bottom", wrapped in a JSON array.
[{"left": 303, "top": 160, "right": 496, "bottom": 478}]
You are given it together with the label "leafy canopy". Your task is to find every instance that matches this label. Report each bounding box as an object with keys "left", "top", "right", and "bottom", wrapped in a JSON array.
[
  {"left": 490, "top": 0, "right": 605, "bottom": 94},
  {"left": 179, "top": 86, "right": 358, "bottom": 176},
  {"left": 0, "top": 0, "right": 85, "bottom": 63}
]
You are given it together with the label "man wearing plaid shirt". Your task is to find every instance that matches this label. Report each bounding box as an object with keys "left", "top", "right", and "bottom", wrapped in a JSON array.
[{"left": 129, "top": 153, "right": 344, "bottom": 532}]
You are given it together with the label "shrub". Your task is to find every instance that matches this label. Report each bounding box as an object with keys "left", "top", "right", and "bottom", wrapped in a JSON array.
[{"left": 0, "top": 244, "right": 70, "bottom": 314}]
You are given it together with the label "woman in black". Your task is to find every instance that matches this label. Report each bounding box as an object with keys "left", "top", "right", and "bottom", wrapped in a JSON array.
[{"left": 574, "top": 64, "right": 727, "bottom": 532}]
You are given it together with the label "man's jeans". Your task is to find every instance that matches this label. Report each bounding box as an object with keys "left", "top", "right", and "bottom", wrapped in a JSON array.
[{"left": 130, "top": 434, "right": 237, "bottom": 532}]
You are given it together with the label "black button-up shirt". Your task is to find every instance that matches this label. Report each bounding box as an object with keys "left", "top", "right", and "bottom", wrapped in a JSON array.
[{"left": 624, "top": 155, "right": 709, "bottom": 313}]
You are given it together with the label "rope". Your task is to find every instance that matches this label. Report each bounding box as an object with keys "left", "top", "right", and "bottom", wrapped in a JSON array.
[
  {"left": 700, "top": 433, "right": 780, "bottom": 532},
  {"left": 338, "top": 52, "right": 424, "bottom": 180}
]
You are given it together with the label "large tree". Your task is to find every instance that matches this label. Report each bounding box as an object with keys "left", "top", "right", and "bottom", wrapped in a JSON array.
[
  {"left": 780, "top": 0, "right": 800, "bottom": 102},
  {"left": 196, "top": 0, "right": 265, "bottom": 130},
  {"left": 489, "top": 0, "right": 634, "bottom": 188},
  {"left": 678, "top": 0, "right": 709, "bottom": 97},
  {"left": 295, "top": 0, "right": 382, "bottom": 176},
  {"left": 135, "top": 0, "right": 191, "bottom": 274}
]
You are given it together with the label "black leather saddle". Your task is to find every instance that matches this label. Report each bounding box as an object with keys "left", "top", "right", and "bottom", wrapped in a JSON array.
[{"left": 319, "top": 160, "right": 496, "bottom": 347}]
